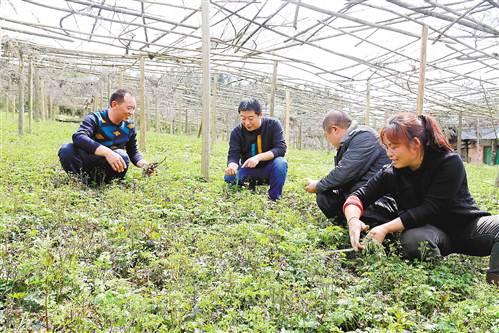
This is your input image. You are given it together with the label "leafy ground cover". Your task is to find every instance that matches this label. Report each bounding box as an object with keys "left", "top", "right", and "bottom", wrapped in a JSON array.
[{"left": 0, "top": 112, "right": 498, "bottom": 332}]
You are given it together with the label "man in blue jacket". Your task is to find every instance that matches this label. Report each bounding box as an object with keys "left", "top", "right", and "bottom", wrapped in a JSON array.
[
  {"left": 224, "top": 98, "right": 288, "bottom": 201},
  {"left": 305, "top": 110, "right": 397, "bottom": 226},
  {"left": 58, "top": 89, "right": 151, "bottom": 184}
]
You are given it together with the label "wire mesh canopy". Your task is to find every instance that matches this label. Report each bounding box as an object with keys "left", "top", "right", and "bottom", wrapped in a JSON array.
[{"left": 1, "top": 0, "right": 498, "bottom": 129}]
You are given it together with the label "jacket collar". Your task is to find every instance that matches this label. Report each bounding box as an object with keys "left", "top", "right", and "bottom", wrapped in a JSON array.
[{"left": 339, "top": 121, "right": 358, "bottom": 145}]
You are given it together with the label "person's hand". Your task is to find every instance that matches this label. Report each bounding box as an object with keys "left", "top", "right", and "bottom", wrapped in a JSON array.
[
  {"left": 348, "top": 217, "right": 370, "bottom": 251},
  {"left": 105, "top": 151, "right": 127, "bottom": 172},
  {"left": 142, "top": 162, "right": 157, "bottom": 177},
  {"left": 242, "top": 156, "right": 260, "bottom": 168},
  {"left": 224, "top": 163, "right": 239, "bottom": 176},
  {"left": 368, "top": 225, "right": 388, "bottom": 244},
  {"left": 304, "top": 179, "right": 319, "bottom": 193}
]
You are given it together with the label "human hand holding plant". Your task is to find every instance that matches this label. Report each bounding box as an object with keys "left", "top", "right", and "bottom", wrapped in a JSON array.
[
  {"left": 304, "top": 179, "right": 319, "bottom": 193},
  {"left": 141, "top": 162, "right": 157, "bottom": 177},
  {"left": 368, "top": 225, "right": 389, "bottom": 244},
  {"left": 224, "top": 162, "right": 239, "bottom": 176},
  {"left": 139, "top": 156, "right": 167, "bottom": 177},
  {"left": 348, "top": 217, "right": 369, "bottom": 251}
]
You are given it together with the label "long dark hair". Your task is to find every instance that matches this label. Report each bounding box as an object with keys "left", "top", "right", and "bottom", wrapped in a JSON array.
[{"left": 380, "top": 113, "right": 453, "bottom": 152}]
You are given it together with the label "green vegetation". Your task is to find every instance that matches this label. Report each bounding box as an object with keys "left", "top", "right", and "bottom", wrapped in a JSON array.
[{"left": 0, "top": 113, "right": 498, "bottom": 332}]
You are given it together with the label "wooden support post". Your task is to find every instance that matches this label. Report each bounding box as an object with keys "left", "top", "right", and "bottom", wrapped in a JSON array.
[
  {"left": 6, "top": 78, "right": 10, "bottom": 117},
  {"left": 50, "top": 96, "right": 55, "bottom": 119},
  {"left": 476, "top": 118, "right": 480, "bottom": 147},
  {"left": 28, "top": 59, "right": 33, "bottom": 133},
  {"left": 284, "top": 90, "right": 291, "bottom": 144},
  {"left": 139, "top": 56, "right": 146, "bottom": 151},
  {"left": 269, "top": 60, "right": 278, "bottom": 117},
  {"left": 155, "top": 94, "right": 160, "bottom": 132},
  {"left": 416, "top": 24, "right": 428, "bottom": 115},
  {"left": 170, "top": 90, "right": 178, "bottom": 135},
  {"left": 48, "top": 95, "right": 52, "bottom": 119},
  {"left": 476, "top": 117, "right": 482, "bottom": 164},
  {"left": 145, "top": 92, "right": 149, "bottom": 132},
  {"left": 40, "top": 80, "right": 46, "bottom": 121},
  {"left": 365, "top": 80, "right": 370, "bottom": 126},
  {"left": 47, "top": 95, "right": 52, "bottom": 120},
  {"left": 298, "top": 120, "right": 302, "bottom": 150},
  {"left": 225, "top": 112, "right": 230, "bottom": 142},
  {"left": 211, "top": 74, "right": 218, "bottom": 145},
  {"left": 9, "top": 75, "right": 15, "bottom": 118},
  {"left": 33, "top": 68, "right": 40, "bottom": 122},
  {"left": 201, "top": 0, "right": 211, "bottom": 180},
  {"left": 197, "top": 122, "right": 203, "bottom": 138},
  {"left": 107, "top": 75, "right": 111, "bottom": 102},
  {"left": 11, "top": 96, "right": 16, "bottom": 119},
  {"left": 99, "top": 82, "right": 104, "bottom": 110},
  {"left": 17, "top": 53, "right": 25, "bottom": 135},
  {"left": 456, "top": 110, "right": 462, "bottom": 157}
]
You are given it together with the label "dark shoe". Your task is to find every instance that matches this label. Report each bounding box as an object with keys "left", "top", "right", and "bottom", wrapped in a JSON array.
[{"left": 486, "top": 272, "right": 499, "bottom": 286}]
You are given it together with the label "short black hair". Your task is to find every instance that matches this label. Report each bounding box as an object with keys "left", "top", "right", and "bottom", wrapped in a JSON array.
[
  {"left": 238, "top": 98, "right": 262, "bottom": 115},
  {"left": 109, "top": 89, "right": 134, "bottom": 106}
]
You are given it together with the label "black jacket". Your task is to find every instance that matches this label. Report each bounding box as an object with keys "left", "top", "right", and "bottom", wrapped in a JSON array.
[
  {"left": 227, "top": 117, "right": 286, "bottom": 168},
  {"left": 316, "top": 123, "right": 390, "bottom": 195},
  {"left": 352, "top": 149, "right": 490, "bottom": 231}
]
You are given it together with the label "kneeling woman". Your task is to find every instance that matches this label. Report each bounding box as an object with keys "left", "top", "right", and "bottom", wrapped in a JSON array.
[{"left": 343, "top": 113, "right": 498, "bottom": 284}]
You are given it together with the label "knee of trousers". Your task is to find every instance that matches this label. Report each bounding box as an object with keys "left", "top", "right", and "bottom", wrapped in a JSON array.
[
  {"left": 400, "top": 227, "right": 441, "bottom": 259},
  {"left": 316, "top": 192, "right": 329, "bottom": 211},
  {"left": 271, "top": 157, "right": 288, "bottom": 172},
  {"left": 58, "top": 143, "right": 75, "bottom": 161}
]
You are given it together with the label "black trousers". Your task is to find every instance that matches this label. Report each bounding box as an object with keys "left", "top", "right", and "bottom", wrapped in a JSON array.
[
  {"left": 400, "top": 215, "right": 499, "bottom": 274},
  {"left": 316, "top": 189, "right": 398, "bottom": 227},
  {"left": 58, "top": 143, "right": 130, "bottom": 184}
]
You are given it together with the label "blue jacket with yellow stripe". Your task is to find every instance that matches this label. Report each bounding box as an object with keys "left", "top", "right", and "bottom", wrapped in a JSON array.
[{"left": 72, "top": 109, "right": 143, "bottom": 165}]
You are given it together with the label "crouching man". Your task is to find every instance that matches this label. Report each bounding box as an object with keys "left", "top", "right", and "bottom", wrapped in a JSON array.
[
  {"left": 224, "top": 98, "right": 288, "bottom": 200},
  {"left": 58, "top": 89, "right": 152, "bottom": 184}
]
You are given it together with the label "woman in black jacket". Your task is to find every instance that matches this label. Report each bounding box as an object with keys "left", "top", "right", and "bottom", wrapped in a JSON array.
[{"left": 343, "top": 113, "right": 498, "bottom": 284}]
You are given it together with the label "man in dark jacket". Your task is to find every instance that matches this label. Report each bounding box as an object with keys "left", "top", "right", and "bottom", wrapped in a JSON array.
[
  {"left": 58, "top": 89, "right": 152, "bottom": 184},
  {"left": 224, "top": 98, "right": 288, "bottom": 201},
  {"left": 305, "top": 110, "right": 397, "bottom": 226}
]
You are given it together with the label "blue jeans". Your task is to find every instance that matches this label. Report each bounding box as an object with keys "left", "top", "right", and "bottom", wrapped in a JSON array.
[
  {"left": 58, "top": 143, "right": 130, "bottom": 184},
  {"left": 224, "top": 157, "right": 288, "bottom": 201}
]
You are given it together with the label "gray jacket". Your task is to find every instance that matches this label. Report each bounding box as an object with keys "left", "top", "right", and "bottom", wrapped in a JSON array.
[{"left": 316, "top": 122, "right": 390, "bottom": 195}]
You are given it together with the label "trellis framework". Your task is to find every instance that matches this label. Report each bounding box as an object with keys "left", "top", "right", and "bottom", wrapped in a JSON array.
[{"left": 1, "top": 0, "right": 498, "bottom": 177}]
